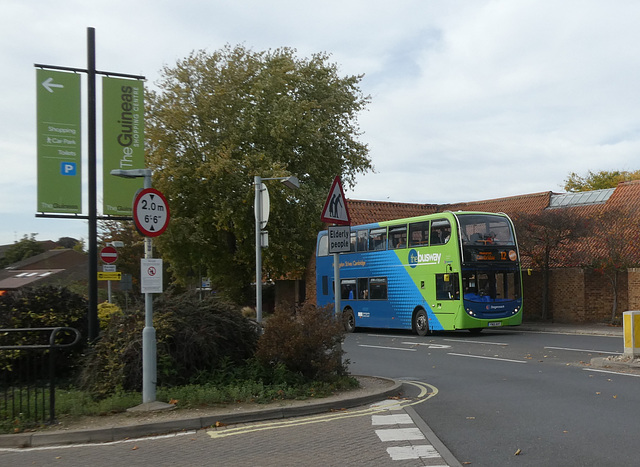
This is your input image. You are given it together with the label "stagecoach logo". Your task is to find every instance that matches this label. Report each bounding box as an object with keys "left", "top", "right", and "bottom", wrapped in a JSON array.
[{"left": 408, "top": 249, "right": 441, "bottom": 268}]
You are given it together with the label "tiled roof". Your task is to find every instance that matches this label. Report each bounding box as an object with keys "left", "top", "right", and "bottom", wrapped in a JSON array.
[
  {"left": 346, "top": 182, "right": 640, "bottom": 269},
  {"left": 0, "top": 269, "right": 64, "bottom": 290},
  {"left": 441, "top": 191, "right": 553, "bottom": 215},
  {"left": 347, "top": 200, "right": 438, "bottom": 226}
]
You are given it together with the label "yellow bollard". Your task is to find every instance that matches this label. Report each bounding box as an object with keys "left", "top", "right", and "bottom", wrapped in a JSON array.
[{"left": 623, "top": 311, "right": 640, "bottom": 357}]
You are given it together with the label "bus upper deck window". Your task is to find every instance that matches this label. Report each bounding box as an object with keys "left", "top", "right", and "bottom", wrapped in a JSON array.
[
  {"left": 430, "top": 219, "right": 451, "bottom": 245},
  {"left": 409, "top": 221, "right": 429, "bottom": 247},
  {"left": 369, "top": 228, "right": 387, "bottom": 251},
  {"left": 388, "top": 225, "right": 407, "bottom": 249}
]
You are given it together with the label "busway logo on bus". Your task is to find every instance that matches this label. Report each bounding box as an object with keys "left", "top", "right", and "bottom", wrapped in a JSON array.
[{"left": 408, "top": 249, "right": 441, "bottom": 268}]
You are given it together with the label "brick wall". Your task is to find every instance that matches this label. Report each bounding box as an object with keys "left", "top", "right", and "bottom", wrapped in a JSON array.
[{"left": 627, "top": 269, "right": 640, "bottom": 310}]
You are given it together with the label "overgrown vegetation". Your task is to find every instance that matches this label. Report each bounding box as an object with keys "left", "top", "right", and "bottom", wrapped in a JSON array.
[
  {"left": 256, "top": 303, "right": 348, "bottom": 381},
  {"left": 0, "top": 286, "right": 87, "bottom": 375},
  {"left": 0, "top": 286, "right": 356, "bottom": 433},
  {"left": 80, "top": 292, "right": 261, "bottom": 396}
]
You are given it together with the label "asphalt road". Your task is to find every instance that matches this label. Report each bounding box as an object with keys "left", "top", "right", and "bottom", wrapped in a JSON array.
[{"left": 345, "top": 327, "right": 637, "bottom": 466}]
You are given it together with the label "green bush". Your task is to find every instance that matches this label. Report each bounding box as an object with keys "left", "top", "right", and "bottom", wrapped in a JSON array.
[
  {"left": 79, "top": 292, "right": 260, "bottom": 396},
  {"left": 0, "top": 285, "right": 88, "bottom": 375},
  {"left": 255, "top": 302, "right": 347, "bottom": 382}
]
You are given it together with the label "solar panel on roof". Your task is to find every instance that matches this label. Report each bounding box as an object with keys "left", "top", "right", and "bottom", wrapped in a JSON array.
[{"left": 549, "top": 188, "right": 614, "bottom": 208}]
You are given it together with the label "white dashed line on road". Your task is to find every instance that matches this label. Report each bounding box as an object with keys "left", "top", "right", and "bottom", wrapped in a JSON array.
[{"left": 370, "top": 398, "right": 451, "bottom": 465}]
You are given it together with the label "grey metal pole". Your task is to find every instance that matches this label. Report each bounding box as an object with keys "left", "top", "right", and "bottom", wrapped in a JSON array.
[
  {"left": 255, "top": 176, "right": 263, "bottom": 323},
  {"left": 334, "top": 252, "right": 341, "bottom": 316},
  {"left": 141, "top": 174, "right": 156, "bottom": 404},
  {"left": 87, "top": 27, "right": 99, "bottom": 341}
]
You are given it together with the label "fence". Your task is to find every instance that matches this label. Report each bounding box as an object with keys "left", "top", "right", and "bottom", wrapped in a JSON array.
[{"left": 0, "top": 327, "right": 81, "bottom": 429}]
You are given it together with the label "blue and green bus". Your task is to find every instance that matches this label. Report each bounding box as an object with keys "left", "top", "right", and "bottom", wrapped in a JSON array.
[{"left": 315, "top": 211, "right": 523, "bottom": 335}]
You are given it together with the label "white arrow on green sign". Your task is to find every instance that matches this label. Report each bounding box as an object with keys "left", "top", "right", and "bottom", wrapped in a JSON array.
[{"left": 36, "top": 69, "right": 82, "bottom": 214}]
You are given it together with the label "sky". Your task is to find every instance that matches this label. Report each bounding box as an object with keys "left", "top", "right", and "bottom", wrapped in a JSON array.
[{"left": 2, "top": 0, "right": 640, "bottom": 245}]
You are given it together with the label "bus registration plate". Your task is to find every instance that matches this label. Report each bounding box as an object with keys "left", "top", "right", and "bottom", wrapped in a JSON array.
[{"left": 488, "top": 322, "right": 502, "bottom": 327}]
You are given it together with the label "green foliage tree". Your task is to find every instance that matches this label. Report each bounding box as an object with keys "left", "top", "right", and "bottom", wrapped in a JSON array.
[
  {"left": 512, "top": 210, "right": 590, "bottom": 320},
  {"left": 564, "top": 170, "right": 640, "bottom": 192},
  {"left": 0, "top": 234, "right": 45, "bottom": 268},
  {"left": 57, "top": 237, "right": 80, "bottom": 249},
  {"left": 146, "top": 45, "right": 372, "bottom": 302}
]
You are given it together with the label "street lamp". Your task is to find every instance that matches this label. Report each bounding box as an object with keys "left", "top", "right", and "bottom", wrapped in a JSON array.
[
  {"left": 254, "top": 175, "right": 300, "bottom": 323},
  {"left": 110, "top": 168, "right": 167, "bottom": 409}
]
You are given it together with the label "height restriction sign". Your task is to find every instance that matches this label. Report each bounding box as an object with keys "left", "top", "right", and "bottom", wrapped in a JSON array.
[{"left": 133, "top": 188, "right": 170, "bottom": 237}]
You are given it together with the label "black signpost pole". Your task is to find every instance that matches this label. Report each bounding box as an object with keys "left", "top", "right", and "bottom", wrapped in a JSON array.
[{"left": 87, "top": 27, "right": 98, "bottom": 341}]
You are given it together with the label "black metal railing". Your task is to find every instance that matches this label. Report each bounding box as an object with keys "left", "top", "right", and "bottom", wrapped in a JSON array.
[{"left": 0, "top": 327, "right": 81, "bottom": 428}]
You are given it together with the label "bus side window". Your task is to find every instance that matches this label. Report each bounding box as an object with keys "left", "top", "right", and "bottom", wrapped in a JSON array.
[
  {"left": 358, "top": 277, "right": 369, "bottom": 299},
  {"left": 318, "top": 234, "right": 329, "bottom": 256},
  {"left": 341, "top": 279, "right": 357, "bottom": 300},
  {"left": 388, "top": 225, "right": 407, "bottom": 249},
  {"left": 322, "top": 276, "right": 329, "bottom": 296},
  {"left": 369, "top": 227, "right": 386, "bottom": 251},
  {"left": 357, "top": 230, "right": 368, "bottom": 252},
  {"left": 369, "top": 277, "right": 388, "bottom": 300},
  {"left": 430, "top": 219, "right": 451, "bottom": 245},
  {"left": 409, "top": 221, "right": 429, "bottom": 247},
  {"left": 350, "top": 231, "right": 356, "bottom": 252}
]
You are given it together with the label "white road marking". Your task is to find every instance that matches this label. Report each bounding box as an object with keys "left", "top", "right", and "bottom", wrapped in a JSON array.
[
  {"left": 545, "top": 346, "right": 619, "bottom": 355},
  {"left": 583, "top": 368, "right": 640, "bottom": 377},
  {"left": 0, "top": 431, "right": 196, "bottom": 452},
  {"left": 375, "top": 427, "right": 425, "bottom": 442},
  {"left": 402, "top": 342, "right": 451, "bottom": 349},
  {"left": 387, "top": 445, "right": 443, "bottom": 461},
  {"left": 444, "top": 338, "right": 508, "bottom": 346},
  {"left": 448, "top": 352, "right": 527, "bottom": 364},
  {"left": 359, "top": 344, "right": 416, "bottom": 352},
  {"left": 371, "top": 414, "right": 413, "bottom": 425},
  {"left": 368, "top": 334, "right": 417, "bottom": 339}
]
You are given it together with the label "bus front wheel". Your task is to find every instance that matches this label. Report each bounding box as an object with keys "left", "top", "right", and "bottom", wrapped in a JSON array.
[
  {"left": 413, "top": 309, "right": 429, "bottom": 336},
  {"left": 343, "top": 308, "right": 356, "bottom": 333}
]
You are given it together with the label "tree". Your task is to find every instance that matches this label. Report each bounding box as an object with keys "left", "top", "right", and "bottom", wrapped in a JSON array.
[
  {"left": 0, "top": 234, "right": 45, "bottom": 268},
  {"left": 57, "top": 237, "right": 80, "bottom": 249},
  {"left": 146, "top": 45, "right": 372, "bottom": 302},
  {"left": 564, "top": 170, "right": 640, "bottom": 192},
  {"left": 587, "top": 208, "right": 640, "bottom": 324},
  {"left": 512, "top": 210, "right": 590, "bottom": 320}
]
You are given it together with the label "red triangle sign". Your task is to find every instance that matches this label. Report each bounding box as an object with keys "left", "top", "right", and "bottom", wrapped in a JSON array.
[{"left": 321, "top": 176, "right": 351, "bottom": 225}]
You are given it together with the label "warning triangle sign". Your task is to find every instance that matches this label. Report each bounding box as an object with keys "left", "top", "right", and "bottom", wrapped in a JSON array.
[{"left": 321, "top": 176, "right": 351, "bottom": 225}]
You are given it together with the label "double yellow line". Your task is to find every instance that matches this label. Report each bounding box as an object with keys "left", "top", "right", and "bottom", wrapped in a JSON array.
[{"left": 207, "top": 381, "right": 437, "bottom": 440}]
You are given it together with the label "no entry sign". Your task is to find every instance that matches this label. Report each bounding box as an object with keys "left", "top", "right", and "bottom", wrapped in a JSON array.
[{"left": 100, "top": 246, "right": 118, "bottom": 264}]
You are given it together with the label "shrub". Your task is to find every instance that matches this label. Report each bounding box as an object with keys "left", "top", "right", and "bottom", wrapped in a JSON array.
[
  {"left": 0, "top": 286, "right": 88, "bottom": 376},
  {"left": 255, "top": 302, "right": 347, "bottom": 382},
  {"left": 79, "top": 292, "right": 260, "bottom": 396},
  {"left": 97, "top": 302, "right": 122, "bottom": 330}
]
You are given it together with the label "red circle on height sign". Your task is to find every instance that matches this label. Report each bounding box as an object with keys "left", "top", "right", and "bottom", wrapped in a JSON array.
[
  {"left": 100, "top": 246, "right": 118, "bottom": 264},
  {"left": 133, "top": 188, "right": 171, "bottom": 237}
]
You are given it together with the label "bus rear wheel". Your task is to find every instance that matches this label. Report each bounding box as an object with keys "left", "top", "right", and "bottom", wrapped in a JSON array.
[
  {"left": 343, "top": 308, "right": 356, "bottom": 333},
  {"left": 413, "top": 309, "right": 429, "bottom": 336}
]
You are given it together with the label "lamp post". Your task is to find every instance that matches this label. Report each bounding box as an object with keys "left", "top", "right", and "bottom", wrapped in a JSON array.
[
  {"left": 110, "top": 169, "right": 162, "bottom": 406},
  {"left": 254, "top": 175, "right": 300, "bottom": 323}
]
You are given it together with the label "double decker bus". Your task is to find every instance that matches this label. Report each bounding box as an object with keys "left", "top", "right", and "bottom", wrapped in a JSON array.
[{"left": 315, "top": 211, "right": 523, "bottom": 335}]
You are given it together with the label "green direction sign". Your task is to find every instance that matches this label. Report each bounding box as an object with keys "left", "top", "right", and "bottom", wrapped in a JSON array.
[
  {"left": 36, "top": 69, "right": 82, "bottom": 213},
  {"left": 102, "top": 77, "right": 145, "bottom": 216}
]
